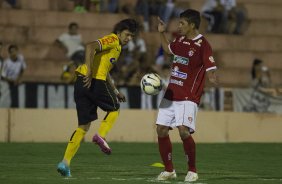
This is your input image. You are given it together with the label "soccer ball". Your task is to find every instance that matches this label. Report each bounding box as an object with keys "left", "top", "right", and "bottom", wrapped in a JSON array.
[{"left": 140, "top": 73, "right": 163, "bottom": 95}]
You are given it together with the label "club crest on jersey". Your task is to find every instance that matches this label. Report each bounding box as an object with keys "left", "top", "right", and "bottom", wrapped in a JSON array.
[
  {"left": 171, "top": 67, "right": 187, "bottom": 79},
  {"left": 173, "top": 55, "right": 189, "bottom": 65},
  {"left": 188, "top": 50, "right": 194, "bottom": 57},
  {"left": 209, "top": 56, "right": 215, "bottom": 63}
]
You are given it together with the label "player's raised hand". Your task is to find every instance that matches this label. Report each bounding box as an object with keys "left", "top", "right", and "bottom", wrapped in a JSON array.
[
  {"left": 207, "top": 69, "right": 219, "bottom": 86},
  {"left": 117, "top": 92, "right": 126, "bottom": 102},
  {"left": 157, "top": 17, "right": 166, "bottom": 33}
]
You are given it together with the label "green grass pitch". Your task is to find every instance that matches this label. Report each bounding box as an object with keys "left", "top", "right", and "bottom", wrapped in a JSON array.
[{"left": 0, "top": 143, "right": 281, "bottom": 184}]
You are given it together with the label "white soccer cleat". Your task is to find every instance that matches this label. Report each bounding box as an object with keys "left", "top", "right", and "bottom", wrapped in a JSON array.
[
  {"left": 184, "top": 171, "right": 198, "bottom": 182},
  {"left": 157, "top": 170, "right": 177, "bottom": 181}
]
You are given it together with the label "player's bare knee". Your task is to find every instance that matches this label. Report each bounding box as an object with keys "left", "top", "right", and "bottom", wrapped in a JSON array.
[
  {"left": 79, "top": 123, "right": 91, "bottom": 132},
  {"left": 156, "top": 125, "right": 169, "bottom": 137},
  {"left": 178, "top": 126, "right": 190, "bottom": 140}
]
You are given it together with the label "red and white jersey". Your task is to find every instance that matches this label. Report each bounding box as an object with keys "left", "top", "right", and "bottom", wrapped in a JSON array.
[{"left": 164, "top": 34, "right": 216, "bottom": 104}]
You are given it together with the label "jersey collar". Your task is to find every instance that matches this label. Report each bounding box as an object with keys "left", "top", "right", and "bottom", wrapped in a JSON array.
[{"left": 192, "top": 34, "right": 203, "bottom": 40}]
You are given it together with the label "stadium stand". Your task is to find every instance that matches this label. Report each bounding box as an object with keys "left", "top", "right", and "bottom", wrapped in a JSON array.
[{"left": 0, "top": 0, "right": 282, "bottom": 88}]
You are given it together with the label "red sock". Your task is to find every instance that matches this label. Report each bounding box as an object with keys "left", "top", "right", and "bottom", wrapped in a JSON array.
[
  {"left": 158, "top": 136, "right": 173, "bottom": 172},
  {"left": 182, "top": 135, "right": 196, "bottom": 172}
]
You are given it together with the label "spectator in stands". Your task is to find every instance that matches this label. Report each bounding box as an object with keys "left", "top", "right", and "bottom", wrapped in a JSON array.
[
  {"left": 120, "top": 30, "right": 147, "bottom": 86},
  {"left": 61, "top": 62, "right": 77, "bottom": 84},
  {"left": 0, "top": 42, "right": 3, "bottom": 77},
  {"left": 160, "top": 0, "right": 183, "bottom": 24},
  {"left": 1, "top": 0, "right": 18, "bottom": 9},
  {"left": 107, "top": 0, "right": 119, "bottom": 13},
  {"left": 1, "top": 45, "right": 26, "bottom": 108},
  {"left": 251, "top": 58, "right": 272, "bottom": 88},
  {"left": 73, "top": 0, "right": 91, "bottom": 13},
  {"left": 201, "top": 0, "right": 246, "bottom": 34},
  {"left": 135, "top": 0, "right": 166, "bottom": 32},
  {"left": 135, "top": 0, "right": 150, "bottom": 32},
  {"left": 201, "top": 0, "right": 224, "bottom": 33},
  {"left": 56, "top": 22, "right": 85, "bottom": 65},
  {"left": 56, "top": 22, "right": 85, "bottom": 81},
  {"left": 220, "top": 0, "right": 246, "bottom": 34}
]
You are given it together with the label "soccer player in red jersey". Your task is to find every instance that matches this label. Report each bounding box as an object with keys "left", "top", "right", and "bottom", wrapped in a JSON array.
[{"left": 156, "top": 9, "right": 218, "bottom": 182}]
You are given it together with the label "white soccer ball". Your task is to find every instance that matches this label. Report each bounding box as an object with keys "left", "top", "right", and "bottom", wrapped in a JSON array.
[{"left": 140, "top": 73, "right": 163, "bottom": 95}]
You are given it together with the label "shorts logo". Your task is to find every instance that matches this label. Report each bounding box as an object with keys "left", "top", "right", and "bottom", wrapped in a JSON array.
[
  {"left": 173, "top": 55, "right": 189, "bottom": 65},
  {"left": 171, "top": 67, "right": 187, "bottom": 79},
  {"left": 188, "top": 117, "right": 193, "bottom": 123}
]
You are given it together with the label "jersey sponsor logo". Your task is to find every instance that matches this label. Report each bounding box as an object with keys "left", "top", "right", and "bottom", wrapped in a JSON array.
[
  {"left": 171, "top": 67, "right": 187, "bottom": 79},
  {"left": 183, "top": 41, "right": 190, "bottom": 45},
  {"left": 170, "top": 78, "right": 183, "bottom": 86},
  {"left": 101, "top": 36, "right": 118, "bottom": 45},
  {"left": 173, "top": 55, "right": 189, "bottom": 65},
  {"left": 109, "top": 58, "right": 116, "bottom": 64}
]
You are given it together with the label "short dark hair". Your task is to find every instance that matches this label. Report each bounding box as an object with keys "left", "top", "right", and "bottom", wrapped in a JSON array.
[
  {"left": 68, "top": 22, "right": 79, "bottom": 30},
  {"left": 180, "top": 9, "right": 201, "bottom": 29},
  {"left": 8, "top": 44, "right": 18, "bottom": 53},
  {"left": 113, "top": 18, "right": 138, "bottom": 34}
]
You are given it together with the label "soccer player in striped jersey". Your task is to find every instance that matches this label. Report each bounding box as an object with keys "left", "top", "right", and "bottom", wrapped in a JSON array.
[{"left": 57, "top": 19, "right": 138, "bottom": 177}]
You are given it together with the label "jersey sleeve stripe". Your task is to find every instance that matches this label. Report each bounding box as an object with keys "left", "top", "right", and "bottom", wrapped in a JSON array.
[
  {"left": 97, "top": 40, "right": 102, "bottom": 51},
  {"left": 191, "top": 65, "right": 203, "bottom": 93},
  {"left": 206, "top": 66, "right": 217, "bottom": 72}
]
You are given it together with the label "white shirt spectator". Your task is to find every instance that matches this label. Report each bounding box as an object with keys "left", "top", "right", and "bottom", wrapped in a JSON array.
[
  {"left": 58, "top": 33, "right": 85, "bottom": 58},
  {"left": 220, "top": 0, "right": 236, "bottom": 11},
  {"left": 127, "top": 38, "right": 147, "bottom": 53},
  {"left": 1, "top": 54, "right": 26, "bottom": 80},
  {"left": 201, "top": 0, "right": 218, "bottom": 13},
  {"left": 202, "top": 0, "right": 236, "bottom": 12}
]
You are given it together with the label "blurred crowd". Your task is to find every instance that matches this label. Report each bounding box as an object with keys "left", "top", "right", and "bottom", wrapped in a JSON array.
[{"left": 0, "top": 0, "right": 256, "bottom": 89}]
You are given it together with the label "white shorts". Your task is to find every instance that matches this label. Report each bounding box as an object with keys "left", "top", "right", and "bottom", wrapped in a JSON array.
[{"left": 156, "top": 98, "right": 198, "bottom": 133}]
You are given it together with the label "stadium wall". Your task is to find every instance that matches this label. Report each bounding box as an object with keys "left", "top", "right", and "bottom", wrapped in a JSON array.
[{"left": 0, "top": 109, "right": 282, "bottom": 143}]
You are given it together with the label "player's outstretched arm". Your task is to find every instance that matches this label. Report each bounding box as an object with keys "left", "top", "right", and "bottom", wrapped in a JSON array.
[
  {"left": 207, "top": 69, "right": 219, "bottom": 86},
  {"left": 157, "top": 17, "right": 172, "bottom": 55}
]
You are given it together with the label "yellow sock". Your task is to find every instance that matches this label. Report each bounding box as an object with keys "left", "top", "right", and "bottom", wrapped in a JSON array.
[
  {"left": 98, "top": 111, "right": 119, "bottom": 138},
  {"left": 63, "top": 128, "right": 86, "bottom": 166}
]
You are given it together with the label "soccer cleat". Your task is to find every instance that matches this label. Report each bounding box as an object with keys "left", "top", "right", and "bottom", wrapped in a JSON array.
[
  {"left": 157, "top": 170, "right": 177, "bottom": 181},
  {"left": 57, "top": 162, "right": 71, "bottom": 177},
  {"left": 184, "top": 171, "right": 198, "bottom": 182},
  {"left": 92, "top": 134, "right": 112, "bottom": 155}
]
